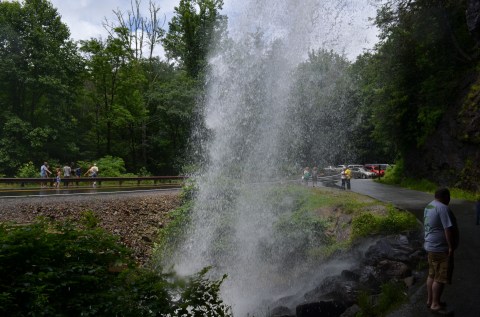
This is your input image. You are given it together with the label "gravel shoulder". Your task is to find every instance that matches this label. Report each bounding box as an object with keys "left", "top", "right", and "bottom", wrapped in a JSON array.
[{"left": 0, "top": 190, "right": 182, "bottom": 264}]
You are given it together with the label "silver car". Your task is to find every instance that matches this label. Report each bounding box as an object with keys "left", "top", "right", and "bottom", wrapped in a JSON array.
[{"left": 350, "top": 167, "right": 376, "bottom": 179}]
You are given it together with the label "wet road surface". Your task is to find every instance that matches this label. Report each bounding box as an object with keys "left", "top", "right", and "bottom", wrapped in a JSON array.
[{"left": 349, "top": 179, "right": 478, "bottom": 317}]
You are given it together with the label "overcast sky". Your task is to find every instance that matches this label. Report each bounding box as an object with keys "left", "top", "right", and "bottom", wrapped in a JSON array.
[{"left": 48, "top": 0, "right": 379, "bottom": 59}]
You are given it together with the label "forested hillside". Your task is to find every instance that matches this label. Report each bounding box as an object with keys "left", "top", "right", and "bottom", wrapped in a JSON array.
[
  {"left": 353, "top": 0, "right": 479, "bottom": 191},
  {"left": 0, "top": 0, "right": 478, "bottom": 191},
  {"left": 0, "top": 0, "right": 224, "bottom": 176}
]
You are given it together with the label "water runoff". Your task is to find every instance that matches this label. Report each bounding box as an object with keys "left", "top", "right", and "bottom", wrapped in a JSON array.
[{"left": 167, "top": 1, "right": 379, "bottom": 315}]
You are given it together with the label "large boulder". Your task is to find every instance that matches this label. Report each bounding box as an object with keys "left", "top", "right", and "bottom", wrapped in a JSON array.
[
  {"left": 270, "top": 305, "right": 294, "bottom": 317},
  {"left": 364, "top": 235, "right": 419, "bottom": 265}
]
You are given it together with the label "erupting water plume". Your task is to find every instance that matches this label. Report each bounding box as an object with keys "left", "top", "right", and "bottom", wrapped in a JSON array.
[{"left": 170, "top": 1, "right": 379, "bottom": 315}]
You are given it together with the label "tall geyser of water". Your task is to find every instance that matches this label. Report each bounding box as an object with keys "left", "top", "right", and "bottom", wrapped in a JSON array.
[{"left": 172, "top": 1, "right": 378, "bottom": 315}]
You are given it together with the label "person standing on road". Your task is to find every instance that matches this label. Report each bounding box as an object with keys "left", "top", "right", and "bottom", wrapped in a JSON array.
[
  {"left": 54, "top": 168, "right": 61, "bottom": 188},
  {"left": 341, "top": 167, "right": 347, "bottom": 189},
  {"left": 302, "top": 167, "right": 311, "bottom": 186},
  {"left": 423, "top": 188, "right": 459, "bottom": 315},
  {"left": 345, "top": 166, "right": 352, "bottom": 190},
  {"left": 40, "top": 162, "right": 51, "bottom": 188},
  {"left": 84, "top": 163, "right": 99, "bottom": 187},
  {"left": 63, "top": 163, "right": 71, "bottom": 187}
]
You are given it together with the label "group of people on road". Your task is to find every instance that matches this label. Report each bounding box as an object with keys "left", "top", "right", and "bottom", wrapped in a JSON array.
[
  {"left": 40, "top": 161, "right": 99, "bottom": 188},
  {"left": 302, "top": 166, "right": 352, "bottom": 189}
]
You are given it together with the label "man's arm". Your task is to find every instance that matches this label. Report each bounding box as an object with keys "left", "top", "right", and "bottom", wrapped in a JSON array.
[{"left": 445, "top": 227, "right": 458, "bottom": 256}]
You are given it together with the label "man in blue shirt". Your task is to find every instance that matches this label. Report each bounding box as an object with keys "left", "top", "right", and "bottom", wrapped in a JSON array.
[
  {"left": 423, "top": 188, "right": 459, "bottom": 315},
  {"left": 40, "top": 162, "right": 51, "bottom": 188}
]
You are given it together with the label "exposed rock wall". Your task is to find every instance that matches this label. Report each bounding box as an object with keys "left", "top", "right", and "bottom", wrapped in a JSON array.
[
  {"left": 403, "top": 4, "right": 480, "bottom": 191},
  {"left": 404, "top": 72, "right": 480, "bottom": 191}
]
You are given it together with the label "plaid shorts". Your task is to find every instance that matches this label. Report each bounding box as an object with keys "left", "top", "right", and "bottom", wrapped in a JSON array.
[{"left": 428, "top": 252, "right": 454, "bottom": 284}]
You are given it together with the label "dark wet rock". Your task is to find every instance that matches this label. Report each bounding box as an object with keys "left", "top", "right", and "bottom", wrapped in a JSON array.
[
  {"left": 376, "top": 259, "right": 412, "bottom": 280},
  {"left": 341, "top": 269, "right": 360, "bottom": 282},
  {"left": 270, "top": 306, "right": 294, "bottom": 317},
  {"left": 363, "top": 234, "right": 423, "bottom": 266},
  {"left": 304, "top": 276, "right": 359, "bottom": 306},
  {"left": 296, "top": 300, "right": 347, "bottom": 317},
  {"left": 339, "top": 304, "right": 361, "bottom": 317},
  {"left": 282, "top": 233, "right": 424, "bottom": 316}
]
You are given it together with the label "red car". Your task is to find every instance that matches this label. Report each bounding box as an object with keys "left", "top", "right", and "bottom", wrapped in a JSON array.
[{"left": 364, "top": 164, "right": 385, "bottom": 177}]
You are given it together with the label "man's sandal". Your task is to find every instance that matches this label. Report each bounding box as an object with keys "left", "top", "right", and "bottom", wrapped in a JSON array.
[{"left": 429, "top": 306, "right": 452, "bottom": 316}]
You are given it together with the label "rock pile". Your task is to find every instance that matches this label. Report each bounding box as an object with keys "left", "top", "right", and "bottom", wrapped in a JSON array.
[{"left": 270, "top": 232, "right": 425, "bottom": 317}]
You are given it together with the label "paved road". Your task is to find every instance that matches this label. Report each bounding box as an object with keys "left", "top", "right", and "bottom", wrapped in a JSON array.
[
  {"left": 348, "top": 179, "right": 478, "bottom": 317},
  {"left": 0, "top": 185, "right": 182, "bottom": 198}
]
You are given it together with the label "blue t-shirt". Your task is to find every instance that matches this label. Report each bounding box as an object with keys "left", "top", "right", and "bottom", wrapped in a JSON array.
[{"left": 423, "top": 200, "right": 455, "bottom": 252}]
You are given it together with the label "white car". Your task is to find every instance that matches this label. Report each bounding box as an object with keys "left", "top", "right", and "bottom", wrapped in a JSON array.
[{"left": 350, "top": 167, "right": 375, "bottom": 179}]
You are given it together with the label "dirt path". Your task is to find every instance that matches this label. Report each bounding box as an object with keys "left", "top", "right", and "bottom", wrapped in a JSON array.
[{"left": 349, "top": 179, "right": 479, "bottom": 317}]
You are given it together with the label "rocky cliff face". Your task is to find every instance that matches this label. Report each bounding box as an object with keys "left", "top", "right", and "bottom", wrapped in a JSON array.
[{"left": 403, "top": 2, "right": 480, "bottom": 192}]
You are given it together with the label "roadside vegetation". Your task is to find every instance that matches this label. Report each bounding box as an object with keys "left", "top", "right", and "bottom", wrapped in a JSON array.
[
  {"left": 0, "top": 180, "right": 420, "bottom": 316},
  {"left": 0, "top": 212, "right": 232, "bottom": 317},
  {"left": 380, "top": 162, "right": 478, "bottom": 201}
]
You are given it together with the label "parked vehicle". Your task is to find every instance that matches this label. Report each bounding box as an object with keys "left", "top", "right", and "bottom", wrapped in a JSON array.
[
  {"left": 364, "top": 164, "right": 385, "bottom": 177},
  {"left": 350, "top": 167, "right": 376, "bottom": 179},
  {"left": 347, "top": 164, "right": 364, "bottom": 169}
]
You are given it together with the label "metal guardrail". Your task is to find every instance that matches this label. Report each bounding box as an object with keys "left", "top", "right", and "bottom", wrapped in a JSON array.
[{"left": 0, "top": 176, "right": 188, "bottom": 187}]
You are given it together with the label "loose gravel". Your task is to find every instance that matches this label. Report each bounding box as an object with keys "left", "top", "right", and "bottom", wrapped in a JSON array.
[{"left": 0, "top": 190, "right": 182, "bottom": 264}]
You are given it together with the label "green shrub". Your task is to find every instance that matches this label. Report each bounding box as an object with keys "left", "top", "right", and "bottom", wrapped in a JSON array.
[
  {"left": 16, "top": 161, "right": 38, "bottom": 178},
  {"left": 352, "top": 207, "right": 417, "bottom": 238},
  {"left": 96, "top": 155, "right": 127, "bottom": 176},
  {"left": 0, "top": 219, "right": 132, "bottom": 316},
  {"left": 0, "top": 219, "right": 232, "bottom": 317}
]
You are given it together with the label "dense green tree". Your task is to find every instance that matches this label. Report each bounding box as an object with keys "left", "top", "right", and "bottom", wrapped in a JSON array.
[
  {"left": 80, "top": 28, "right": 147, "bottom": 167},
  {"left": 355, "top": 0, "right": 476, "bottom": 158},
  {"left": 0, "top": 0, "right": 84, "bottom": 176},
  {"left": 145, "top": 67, "right": 199, "bottom": 174},
  {"left": 163, "top": 0, "right": 227, "bottom": 78}
]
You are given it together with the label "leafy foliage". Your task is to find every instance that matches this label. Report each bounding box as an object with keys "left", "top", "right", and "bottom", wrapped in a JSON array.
[
  {"left": 0, "top": 216, "right": 232, "bottom": 317},
  {"left": 163, "top": 0, "right": 226, "bottom": 78},
  {"left": 352, "top": 0, "right": 477, "bottom": 180},
  {"left": 15, "top": 161, "right": 38, "bottom": 178}
]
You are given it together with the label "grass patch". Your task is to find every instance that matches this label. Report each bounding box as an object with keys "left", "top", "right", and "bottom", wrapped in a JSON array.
[
  {"left": 351, "top": 205, "right": 418, "bottom": 238},
  {"left": 268, "top": 186, "right": 419, "bottom": 259},
  {"left": 357, "top": 281, "right": 408, "bottom": 317}
]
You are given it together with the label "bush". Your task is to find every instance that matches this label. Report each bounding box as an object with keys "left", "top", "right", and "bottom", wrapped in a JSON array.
[
  {"left": 0, "top": 219, "right": 132, "bottom": 316},
  {"left": 0, "top": 217, "right": 232, "bottom": 317},
  {"left": 16, "top": 161, "right": 38, "bottom": 178},
  {"left": 96, "top": 155, "right": 127, "bottom": 176},
  {"left": 352, "top": 206, "right": 418, "bottom": 238}
]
